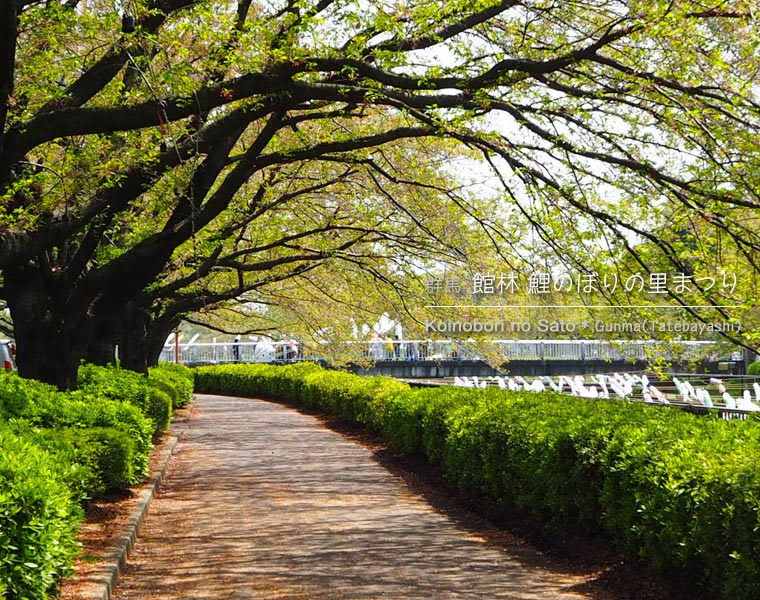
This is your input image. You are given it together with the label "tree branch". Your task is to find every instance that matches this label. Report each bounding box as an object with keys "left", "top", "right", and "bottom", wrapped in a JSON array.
[
  {"left": 0, "top": 0, "right": 19, "bottom": 164},
  {"left": 9, "top": 71, "right": 292, "bottom": 160}
]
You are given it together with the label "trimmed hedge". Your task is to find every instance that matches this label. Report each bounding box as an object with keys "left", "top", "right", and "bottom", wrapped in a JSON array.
[
  {"left": 0, "top": 427, "right": 83, "bottom": 600},
  {"left": 10, "top": 421, "right": 136, "bottom": 497},
  {"left": 150, "top": 364, "right": 193, "bottom": 408},
  {"left": 78, "top": 363, "right": 172, "bottom": 433},
  {"left": 194, "top": 363, "right": 760, "bottom": 600},
  {"left": 0, "top": 362, "right": 194, "bottom": 599},
  {"left": 0, "top": 372, "right": 153, "bottom": 484}
]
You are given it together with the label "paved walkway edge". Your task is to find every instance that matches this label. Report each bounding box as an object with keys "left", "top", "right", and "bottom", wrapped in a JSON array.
[{"left": 88, "top": 433, "right": 180, "bottom": 600}]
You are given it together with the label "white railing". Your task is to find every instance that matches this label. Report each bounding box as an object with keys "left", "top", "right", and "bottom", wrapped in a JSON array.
[
  {"left": 160, "top": 339, "right": 718, "bottom": 365},
  {"left": 159, "top": 341, "right": 302, "bottom": 365}
]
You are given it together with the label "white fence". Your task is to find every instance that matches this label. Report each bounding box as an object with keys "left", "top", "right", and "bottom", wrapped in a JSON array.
[
  {"left": 356, "top": 339, "right": 715, "bottom": 362},
  {"left": 159, "top": 341, "right": 301, "bottom": 365},
  {"left": 160, "top": 339, "right": 717, "bottom": 365}
]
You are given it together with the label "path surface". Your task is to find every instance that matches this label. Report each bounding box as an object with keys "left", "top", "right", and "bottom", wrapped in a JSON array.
[{"left": 111, "top": 394, "right": 596, "bottom": 599}]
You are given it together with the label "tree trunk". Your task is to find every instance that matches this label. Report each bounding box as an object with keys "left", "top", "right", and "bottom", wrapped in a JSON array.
[
  {"left": 6, "top": 262, "right": 184, "bottom": 385},
  {"left": 4, "top": 266, "right": 91, "bottom": 390},
  {"left": 86, "top": 311, "right": 118, "bottom": 366},
  {"left": 145, "top": 316, "right": 180, "bottom": 368},
  {"left": 116, "top": 300, "right": 152, "bottom": 374},
  {"left": 82, "top": 299, "right": 178, "bottom": 373}
]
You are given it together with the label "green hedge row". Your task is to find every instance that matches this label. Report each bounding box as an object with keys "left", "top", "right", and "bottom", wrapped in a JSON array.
[
  {"left": 0, "top": 362, "right": 194, "bottom": 600},
  {"left": 0, "top": 428, "right": 84, "bottom": 600},
  {"left": 1, "top": 370, "right": 154, "bottom": 485},
  {"left": 195, "top": 363, "right": 760, "bottom": 600},
  {"left": 148, "top": 364, "right": 194, "bottom": 410}
]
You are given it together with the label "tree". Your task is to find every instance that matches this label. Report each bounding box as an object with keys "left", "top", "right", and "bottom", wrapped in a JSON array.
[
  {"left": 96, "top": 138, "right": 487, "bottom": 371},
  {"left": 2, "top": 0, "right": 759, "bottom": 387}
]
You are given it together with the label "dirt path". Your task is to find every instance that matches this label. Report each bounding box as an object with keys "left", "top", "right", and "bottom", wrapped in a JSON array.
[{"left": 110, "top": 394, "right": 600, "bottom": 599}]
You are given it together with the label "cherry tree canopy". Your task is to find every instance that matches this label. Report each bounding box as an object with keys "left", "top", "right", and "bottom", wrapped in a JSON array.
[{"left": 1, "top": 0, "right": 759, "bottom": 386}]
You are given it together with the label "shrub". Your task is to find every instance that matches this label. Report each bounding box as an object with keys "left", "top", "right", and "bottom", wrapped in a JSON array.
[
  {"left": 10, "top": 421, "right": 135, "bottom": 497},
  {"left": 78, "top": 364, "right": 172, "bottom": 433},
  {"left": 67, "top": 392, "right": 154, "bottom": 481},
  {"left": 0, "top": 428, "right": 83, "bottom": 600},
  {"left": 747, "top": 362, "right": 760, "bottom": 375},
  {"left": 155, "top": 362, "right": 194, "bottom": 381},
  {"left": 383, "top": 388, "right": 428, "bottom": 453},
  {"left": 0, "top": 363, "right": 190, "bottom": 598},
  {"left": 0, "top": 371, "right": 154, "bottom": 484},
  {"left": 194, "top": 361, "right": 321, "bottom": 400},
  {"left": 149, "top": 365, "right": 193, "bottom": 408},
  {"left": 148, "top": 374, "right": 179, "bottom": 408},
  {"left": 193, "top": 363, "right": 760, "bottom": 600},
  {"left": 147, "top": 385, "right": 172, "bottom": 431},
  {"left": 0, "top": 372, "right": 61, "bottom": 421},
  {"left": 50, "top": 427, "right": 135, "bottom": 495},
  {"left": 69, "top": 427, "right": 136, "bottom": 493},
  {"left": 194, "top": 362, "right": 406, "bottom": 430}
]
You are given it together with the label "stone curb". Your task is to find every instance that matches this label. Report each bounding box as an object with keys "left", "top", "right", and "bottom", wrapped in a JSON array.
[{"left": 83, "top": 433, "right": 181, "bottom": 600}]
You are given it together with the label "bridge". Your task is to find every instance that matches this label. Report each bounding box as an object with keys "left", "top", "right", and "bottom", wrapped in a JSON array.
[{"left": 159, "top": 339, "right": 743, "bottom": 377}]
